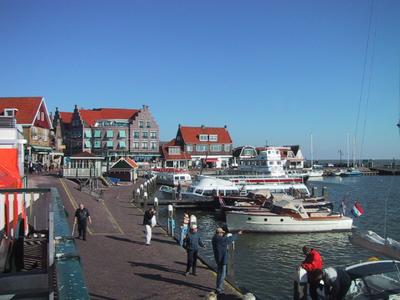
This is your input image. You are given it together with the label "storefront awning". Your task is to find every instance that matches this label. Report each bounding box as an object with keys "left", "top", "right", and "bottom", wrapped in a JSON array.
[
  {"left": 205, "top": 158, "right": 219, "bottom": 163},
  {"left": 31, "top": 146, "right": 53, "bottom": 152}
]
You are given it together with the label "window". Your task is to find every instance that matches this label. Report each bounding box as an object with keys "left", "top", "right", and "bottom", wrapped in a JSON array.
[
  {"left": 85, "top": 129, "right": 92, "bottom": 138},
  {"left": 142, "top": 131, "right": 148, "bottom": 139},
  {"left": 85, "top": 140, "right": 91, "bottom": 148},
  {"left": 139, "top": 121, "right": 144, "bottom": 128},
  {"left": 209, "top": 134, "right": 218, "bottom": 142},
  {"left": 142, "top": 142, "right": 148, "bottom": 149},
  {"left": 133, "top": 131, "right": 139, "bottom": 139},
  {"left": 196, "top": 144, "right": 207, "bottom": 152},
  {"left": 168, "top": 147, "right": 181, "bottom": 155},
  {"left": 94, "top": 130, "right": 101, "bottom": 138},
  {"left": 119, "top": 140, "right": 126, "bottom": 148},
  {"left": 146, "top": 121, "right": 151, "bottom": 128},
  {"left": 151, "top": 142, "right": 157, "bottom": 150},
  {"left": 150, "top": 131, "right": 157, "bottom": 139},
  {"left": 186, "top": 144, "right": 193, "bottom": 152},
  {"left": 41, "top": 112, "right": 44, "bottom": 121},
  {"left": 94, "top": 141, "right": 101, "bottom": 148},
  {"left": 119, "top": 130, "right": 126, "bottom": 138},
  {"left": 106, "top": 130, "right": 114, "bottom": 138},
  {"left": 107, "top": 141, "right": 113, "bottom": 148},
  {"left": 210, "top": 144, "right": 222, "bottom": 152},
  {"left": 199, "top": 134, "right": 208, "bottom": 141},
  {"left": 31, "top": 127, "right": 38, "bottom": 140},
  {"left": 133, "top": 142, "right": 139, "bottom": 149},
  {"left": 224, "top": 144, "right": 231, "bottom": 152}
]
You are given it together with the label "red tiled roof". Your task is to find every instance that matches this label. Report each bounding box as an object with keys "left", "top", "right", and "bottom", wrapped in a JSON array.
[
  {"left": 60, "top": 112, "right": 73, "bottom": 124},
  {"left": 179, "top": 126, "right": 232, "bottom": 144},
  {"left": 161, "top": 139, "right": 192, "bottom": 161},
  {"left": 79, "top": 108, "right": 140, "bottom": 127},
  {"left": 0, "top": 97, "right": 43, "bottom": 125},
  {"left": 125, "top": 158, "right": 138, "bottom": 168}
]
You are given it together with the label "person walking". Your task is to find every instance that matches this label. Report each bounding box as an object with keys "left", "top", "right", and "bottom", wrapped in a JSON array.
[
  {"left": 177, "top": 182, "right": 182, "bottom": 200},
  {"left": 301, "top": 245, "right": 324, "bottom": 300},
  {"left": 184, "top": 225, "right": 205, "bottom": 276},
  {"left": 74, "top": 203, "right": 92, "bottom": 241},
  {"left": 212, "top": 227, "right": 242, "bottom": 295},
  {"left": 179, "top": 212, "right": 190, "bottom": 247},
  {"left": 143, "top": 208, "right": 156, "bottom": 245}
]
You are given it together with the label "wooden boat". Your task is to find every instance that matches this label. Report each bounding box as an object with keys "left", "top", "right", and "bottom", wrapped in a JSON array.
[{"left": 226, "top": 200, "right": 353, "bottom": 233}]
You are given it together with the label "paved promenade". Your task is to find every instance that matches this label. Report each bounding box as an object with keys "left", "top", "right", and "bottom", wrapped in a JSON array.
[{"left": 30, "top": 175, "right": 243, "bottom": 300}]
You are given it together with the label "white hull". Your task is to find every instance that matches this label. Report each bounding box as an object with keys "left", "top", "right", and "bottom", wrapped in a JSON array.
[{"left": 226, "top": 211, "right": 353, "bottom": 233}]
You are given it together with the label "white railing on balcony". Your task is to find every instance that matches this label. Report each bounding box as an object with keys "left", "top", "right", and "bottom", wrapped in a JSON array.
[{"left": 62, "top": 168, "right": 102, "bottom": 178}]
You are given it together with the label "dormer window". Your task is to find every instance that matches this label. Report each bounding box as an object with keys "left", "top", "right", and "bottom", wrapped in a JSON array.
[
  {"left": 199, "top": 134, "right": 208, "bottom": 142},
  {"left": 4, "top": 108, "right": 18, "bottom": 117},
  {"left": 168, "top": 147, "right": 181, "bottom": 155},
  {"left": 209, "top": 134, "right": 218, "bottom": 142}
]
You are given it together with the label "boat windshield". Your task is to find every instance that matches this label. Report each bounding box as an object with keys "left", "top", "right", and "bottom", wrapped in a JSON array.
[
  {"left": 346, "top": 271, "right": 400, "bottom": 298},
  {"left": 194, "top": 189, "right": 203, "bottom": 195}
]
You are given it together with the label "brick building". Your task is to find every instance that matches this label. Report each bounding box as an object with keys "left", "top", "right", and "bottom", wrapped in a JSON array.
[
  {"left": 161, "top": 125, "right": 233, "bottom": 168},
  {"left": 55, "top": 105, "right": 159, "bottom": 162}
]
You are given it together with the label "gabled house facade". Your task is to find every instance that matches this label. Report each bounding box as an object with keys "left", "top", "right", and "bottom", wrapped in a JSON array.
[
  {"left": 282, "top": 145, "right": 304, "bottom": 169},
  {"left": 174, "top": 125, "right": 233, "bottom": 168},
  {"left": 0, "top": 97, "right": 53, "bottom": 167},
  {"left": 55, "top": 105, "right": 159, "bottom": 162},
  {"left": 160, "top": 139, "right": 192, "bottom": 169}
]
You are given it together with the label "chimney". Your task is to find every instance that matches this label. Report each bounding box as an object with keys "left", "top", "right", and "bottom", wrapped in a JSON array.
[
  {"left": 201, "top": 125, "right": 205, "bottom": 129},
  {"left": 224, "top": 125, "right": 227, "bottom": 129}
]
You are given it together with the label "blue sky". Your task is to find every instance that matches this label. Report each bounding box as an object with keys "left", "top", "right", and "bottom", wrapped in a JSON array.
[{"left": 0, "top": 0, "right": 399, "bottom": 159}]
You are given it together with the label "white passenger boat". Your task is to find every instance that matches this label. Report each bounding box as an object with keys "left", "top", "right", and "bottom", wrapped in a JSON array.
[
  {"left": 152, "top": 168, "right": 192, "bottom": 187},
  {"left": 226, "top": 200, "right": 353, "bottom": 233},
  {"left": 162, "top": 175, "right": 312, "bottom": 201}
]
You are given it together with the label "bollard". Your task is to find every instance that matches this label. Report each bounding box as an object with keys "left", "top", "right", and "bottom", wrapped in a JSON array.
[
  {"left": 136, "top": 188, "right": 140, "bottom": 203},
  {"left": 143, "top": 192, "right": 148, "bottom": 209},
  {"left": 167, "top": 204, "right": 175, "bottom": 236},
  {"left": 322, "top": 186, "right": 328, "bottom": 198},
  {"left": 227, "top": 235, "right": 235, "bottom": 279},
  {"left": 312, "top": 187, "right": 317, "bottom": 198},
  {"left": 154, "top": 197, "right": 159, "bottom": 219}
]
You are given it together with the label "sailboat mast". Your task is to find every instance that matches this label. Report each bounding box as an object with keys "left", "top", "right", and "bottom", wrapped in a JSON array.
[
  {"left": 347, "top": 133, "right": 350, "bottom": 168},
  {"left": 310, "top": 134, "right": 314, "bottom": 168}
]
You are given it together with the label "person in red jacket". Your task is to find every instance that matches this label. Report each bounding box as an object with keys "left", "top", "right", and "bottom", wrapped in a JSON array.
[{"left": 301, "top": 246, "right": 323, "bottom": 300}]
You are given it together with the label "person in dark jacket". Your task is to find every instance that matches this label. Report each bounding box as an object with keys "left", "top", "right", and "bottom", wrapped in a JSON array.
[
  {"left": 184, "top": 225, "right": 205, "bottom": 276},
  {"left": 74, "top": 203, "right": 92, "bottom": 240},
  {"left": 143, "top": 208, "right": 156, "bottom": 245},
  {"left": 212, "top": 227, "right": 242, "bottom": 294}
]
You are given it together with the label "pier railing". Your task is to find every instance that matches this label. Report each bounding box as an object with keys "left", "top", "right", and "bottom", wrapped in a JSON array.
[{"left": 0, "top": 187, "right": 89, "bottom": 299}]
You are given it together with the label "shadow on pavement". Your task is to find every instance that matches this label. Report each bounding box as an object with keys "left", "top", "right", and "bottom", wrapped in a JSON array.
[
  {"left": 135, "top": 273, "right": 211, "bottom": 292},
  {"left": 129, "top": 261, "right": 185, "bottom": 275}
]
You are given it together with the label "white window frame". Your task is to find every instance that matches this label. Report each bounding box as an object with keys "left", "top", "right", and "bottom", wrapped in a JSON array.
[
  {"left": 209, "top": 134, "right": 218, "bottom": 142},
  {"left": 199, "top": 134, "right": 208, "bottom": 142}
]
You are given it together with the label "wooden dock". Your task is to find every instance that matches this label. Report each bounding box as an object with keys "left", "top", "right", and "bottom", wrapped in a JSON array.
[{"left": 370, "top": 167, "right": 400, "bottom": 175}]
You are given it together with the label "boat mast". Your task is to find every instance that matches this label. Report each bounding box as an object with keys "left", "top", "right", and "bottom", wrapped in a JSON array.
[
  {"left": 347, "top": 133, "right": 350, "bottom": 168},
  {"left": 310, "top": 134, "right": 314, "bottom": 169}
]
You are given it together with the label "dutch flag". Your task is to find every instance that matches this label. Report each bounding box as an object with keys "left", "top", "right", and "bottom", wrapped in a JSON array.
[{"left": 351, "top": 201, "right": 364, "bottom": 217}]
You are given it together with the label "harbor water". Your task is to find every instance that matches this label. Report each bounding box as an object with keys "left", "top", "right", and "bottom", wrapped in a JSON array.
[{"left": 156, "top": 176, "right": 400, "bottom": 299}]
